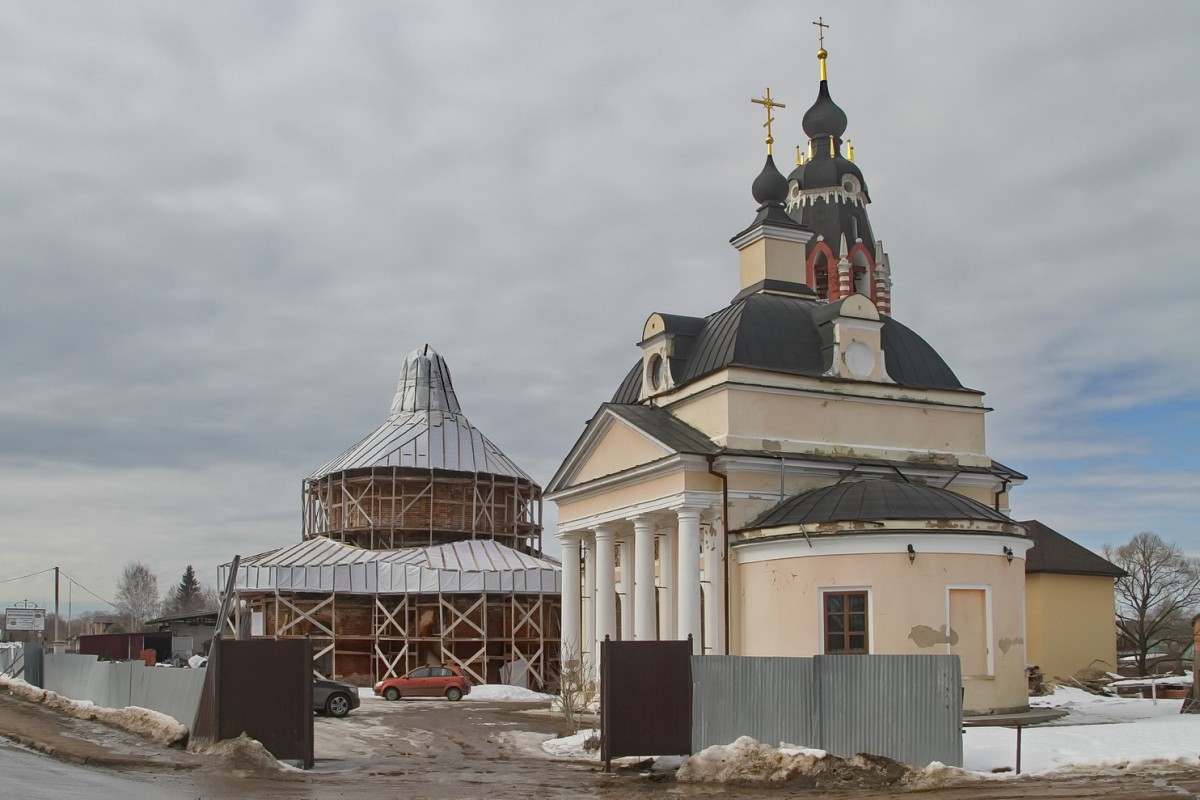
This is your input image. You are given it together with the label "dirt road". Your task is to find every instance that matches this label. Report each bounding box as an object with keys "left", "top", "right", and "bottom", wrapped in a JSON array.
[{"left": 1, "top": 689, "right": 1198, "bottom": 799}]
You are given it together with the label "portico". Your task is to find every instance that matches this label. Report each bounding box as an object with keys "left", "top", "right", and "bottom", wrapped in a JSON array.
[{"left": 556, "top": 498, "right": 722, "bottom": 670}]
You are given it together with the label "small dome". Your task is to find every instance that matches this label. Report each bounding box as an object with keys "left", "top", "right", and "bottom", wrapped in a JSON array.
[
  {"left": 751, "top": 155, "right": 788, "bottom": 207},
  {"left": 802, "top": 81, "right": 848, "bottom": 140},
  {"left": 749, "top": 479, "right": 1014, "bottom": 529}
]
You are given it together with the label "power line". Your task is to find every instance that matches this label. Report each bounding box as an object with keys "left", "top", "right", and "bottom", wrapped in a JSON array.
[
  {"left": 59, "top": 571, "right": 116, "bottom": 609},
  {"left": 0, "top": 567, "right": 56, "bottom": 586}
]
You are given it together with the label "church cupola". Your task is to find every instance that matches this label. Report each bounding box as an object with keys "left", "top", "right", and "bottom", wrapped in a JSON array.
[
  {"left": 730, "top": 88, "right": 814, "bottom": 295},
  {"left": 786, "top": 24, "right": 893, "bottom": 314}
]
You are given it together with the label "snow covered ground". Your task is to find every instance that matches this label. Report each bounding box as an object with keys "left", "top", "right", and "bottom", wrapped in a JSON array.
[{"left": 542, "top": 685, "right": 1199, "bottom": 781}]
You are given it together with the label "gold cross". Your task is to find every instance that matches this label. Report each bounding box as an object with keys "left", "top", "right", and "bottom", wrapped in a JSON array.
[
  {"left": 751, "top": 87, "right": 786, "bottom": 154},
  {"left": 813, "top": 16, "right": 829, "bottom": 50}
]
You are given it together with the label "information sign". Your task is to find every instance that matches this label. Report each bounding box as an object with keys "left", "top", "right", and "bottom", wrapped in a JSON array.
[{"left": 4, "top": 607, "right": 46, "bottom": 632}]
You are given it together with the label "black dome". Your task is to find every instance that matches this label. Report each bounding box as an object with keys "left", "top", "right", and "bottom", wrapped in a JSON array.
[
  {"left": 752, "top": 155, "right": 788, "bottom": 207},
  {"left": 802, "top": 81, "right": 848, "bottom": 140},
  {"left": 611, "top": 294, "right": 965, "bottom": 403},
  {"left": 749, "top": 479, "right": 1015, "bottom": 529}
]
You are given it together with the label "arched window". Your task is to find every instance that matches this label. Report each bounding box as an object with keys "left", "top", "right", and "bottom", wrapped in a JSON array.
[{"left": 813, "top": 251, "right": 830, "bottom": 300}]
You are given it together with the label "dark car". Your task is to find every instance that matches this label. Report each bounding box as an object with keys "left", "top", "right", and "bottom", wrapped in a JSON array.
[
  {"left": 373, "top": 665, "right": 470, "bottom": 701},
  {"left": 314, "top": 676, "right": 361, "bottom": 717}
]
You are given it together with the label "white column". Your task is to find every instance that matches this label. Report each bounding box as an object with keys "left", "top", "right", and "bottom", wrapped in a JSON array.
[
  {"left": 593, "top": 524, "right": 618, "bottom": 663},
  {"left": 633, "top": 515, "right": 657, "bottom": 640},
  {"left": 582, "top": 533, "right": 596, "bottom": 671},
  {"left": 676, "top": 507, "right": 703, "bottom": 654},
  {"left": 559, "top": 531, "right": 583, "bottom": 665},
  {"left": 658, "top": 521, "right": 677, "bottom": 641},
  {"left": 618, "top": 531, "right": 635, "bottom": 641},
  {"left": 703, "top": 521, "right": 725, "bottom": 654}
]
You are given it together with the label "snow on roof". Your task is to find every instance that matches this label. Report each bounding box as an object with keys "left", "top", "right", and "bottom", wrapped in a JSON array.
[
  {"left": 226, "top": 537, "right": 561, "bottom": 595},
  {"left": 308, "top": 344, "right": 533, "bottom": 481}
]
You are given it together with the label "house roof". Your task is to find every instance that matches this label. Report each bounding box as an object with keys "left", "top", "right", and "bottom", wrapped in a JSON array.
[
  {"left": 1019, "top": 520, "right": 1128, "bottom": 577},
  {"left": 747, "top": 477, "right": 1015, "bottom": 529}
]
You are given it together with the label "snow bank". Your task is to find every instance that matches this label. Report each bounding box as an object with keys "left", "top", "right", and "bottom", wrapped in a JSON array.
[
  {"left": 198, "top": 733, "right": 301, "bottom": 772},
  {"left": 677, "top": 736, "right": 913, "bottom": 789},
  {"left": 541, "top": 728, "right": 599, "bottom": 759},
  {"left": 0, "top": 674, "right": 187, "bottom": 746}
]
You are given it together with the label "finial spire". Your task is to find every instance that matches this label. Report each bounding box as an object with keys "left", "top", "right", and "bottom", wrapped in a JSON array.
[
  {"left": 751, "top": 88, "right": 786, "bottom": 155},
  {"left": 847, "top": 139, "right": 855, "bottom": 162},
  {"left": 795, "top": 144, "right": 803, "bottom": 166},
  {"left": 813, "top": 16, "right": 830, "bottom": 81}
]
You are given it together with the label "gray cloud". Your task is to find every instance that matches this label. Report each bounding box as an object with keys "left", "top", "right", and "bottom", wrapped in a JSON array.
[{"left": 2, "top": 1, "right": 1198, "bottom": 605}]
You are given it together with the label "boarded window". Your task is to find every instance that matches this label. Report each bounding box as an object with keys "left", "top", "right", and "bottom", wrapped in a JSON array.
[
  {"left": 949, "top": 589, "right": 989, "bottom": 676},
  {"left": 824, "top": 591, "right": 868, "bottom": 654}
]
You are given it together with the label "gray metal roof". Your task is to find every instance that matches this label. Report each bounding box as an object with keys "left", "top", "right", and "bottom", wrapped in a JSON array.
[
  {"left": 748, "top": 478, "right": 1015, "bottom": 529},
  {"left": 602, "top": 404, "right": 720, "bottom": 456},
  {"left": 611, "top": 293, "right": 965, "bottom": 404},
  {"left": 224, "top": 537, "right": 561, "bottom": 595},
  {"left": 310, "top": 345, "right": 532, "bottom": 482}
]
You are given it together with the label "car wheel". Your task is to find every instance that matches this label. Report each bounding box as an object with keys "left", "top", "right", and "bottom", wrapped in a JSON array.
[
  {"left": 445, "top": 687, "right": 463, "bottom": 702},
  {"left": 384, "top": 686, "right": 400, "bottom": 701},
  {"left": 326, "top": 692, "right": 352, "bottom": 718}
]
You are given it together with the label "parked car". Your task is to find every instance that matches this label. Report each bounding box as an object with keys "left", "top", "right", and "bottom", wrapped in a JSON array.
[
  {"left": 374, "top": 665, "right": 470, "bottom": 701},
  {"left": 314, "top": 676, "right": 361, "bottom": 717}
]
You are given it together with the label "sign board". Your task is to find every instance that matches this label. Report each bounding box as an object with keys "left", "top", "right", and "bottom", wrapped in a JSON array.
[{"left": 4, "top": 607, "right": 46, "bottom": 632}]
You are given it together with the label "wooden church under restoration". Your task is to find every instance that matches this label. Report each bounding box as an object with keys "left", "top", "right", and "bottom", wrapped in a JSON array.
[{"left": 221, "top": 345, "right": 561, "bottom": 687}]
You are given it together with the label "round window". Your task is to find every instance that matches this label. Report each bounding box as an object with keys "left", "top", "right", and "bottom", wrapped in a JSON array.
[{"left": 647, "top": 354, "right": 665, "bottom": 390}]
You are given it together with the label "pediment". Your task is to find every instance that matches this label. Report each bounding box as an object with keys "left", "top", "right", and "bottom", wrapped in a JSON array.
[{"left": 548, "top": 404, "right": 718, "bottom": 494}]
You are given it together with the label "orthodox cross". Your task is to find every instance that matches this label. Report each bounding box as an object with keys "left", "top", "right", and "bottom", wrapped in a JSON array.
[
  {"left": 813, "top": 16, "right": 829, "bottom": 50},
  {"left": 751, "top": 88, "right": 785, "bottom": 154}
]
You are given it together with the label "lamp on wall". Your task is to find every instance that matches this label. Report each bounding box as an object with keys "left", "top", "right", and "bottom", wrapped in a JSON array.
[
  {"left": 1003, "top": 546, "right": 1014, "bottom": 563},
  {"left": 907, "top": 544, "right": 916, "bottom": 564}
]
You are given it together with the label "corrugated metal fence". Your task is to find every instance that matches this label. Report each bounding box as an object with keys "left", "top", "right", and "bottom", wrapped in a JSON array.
[
  {"left": 42, "top": 653, "right": 207, "bottom": 731},
  {"left": 691, "top": 654, "right": 962, "bottom": 767}
]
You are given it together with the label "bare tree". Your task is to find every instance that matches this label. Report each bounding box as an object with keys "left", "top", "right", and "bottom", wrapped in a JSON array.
[
  {"left": 115, "top": 562, "right": 161, "bottom": 631},
  {"left": 1103, "top": 532, "right": 1200, "bottom": 675}
]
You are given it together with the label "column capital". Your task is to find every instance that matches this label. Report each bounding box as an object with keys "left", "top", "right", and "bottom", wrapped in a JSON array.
[
  {"left": 594, "top": 522, "right": 620, "bottom": 541},
  {"left": 672, "top": 505, "right": 705, "bottom": 522},
  {"left": 556, "top": 529, "right": 587, "bottom": 544}
]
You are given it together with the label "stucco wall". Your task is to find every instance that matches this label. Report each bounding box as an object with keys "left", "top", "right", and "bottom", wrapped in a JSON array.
[
  {"left": 1025, "top": 573, "right": 1118, "bottom": 681},
  {"left": 670, "top": 383, "right": 988, "bottom": 466},
  {"left": 734, "top": 541, "right": 1028, "bottom": 714}
]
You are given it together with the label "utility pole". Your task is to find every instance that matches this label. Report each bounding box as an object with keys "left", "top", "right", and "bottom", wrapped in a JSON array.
[{"left": 54, "top": 566, "right": 60, "bottom": 652}]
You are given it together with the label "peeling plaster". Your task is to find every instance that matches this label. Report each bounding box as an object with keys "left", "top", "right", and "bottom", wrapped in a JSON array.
[
  {"left": 908, "top": 624, "right": 958, "bottom": 647},
  {"left": 998, "top": 637, "right": 1024, "bottom": 655}
]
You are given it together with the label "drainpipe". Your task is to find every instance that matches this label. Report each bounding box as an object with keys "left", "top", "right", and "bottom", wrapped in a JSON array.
[
  {"left": 994, "top": 478, "right": 1010, "bottom": 511},
  {"left": 706, "top": 454, "right": 730, "bottom": 655}
]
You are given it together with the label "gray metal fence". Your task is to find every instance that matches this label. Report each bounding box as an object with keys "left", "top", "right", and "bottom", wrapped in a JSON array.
[
  {"left": 22, "top": 643, "right": 43, "bottom": 687},
  {"left": 0, "top": 643, "right": 23, "bottom": 677},
  {"left": 43, "top": 653, "right": 208, "bottom": 732},
  {"left": 691, "top": 654, "right": 962, "bottom": 767}
]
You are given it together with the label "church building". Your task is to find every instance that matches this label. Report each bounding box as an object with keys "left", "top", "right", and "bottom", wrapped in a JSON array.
[{"left": 547, "top": 40, "right": 1036, "bottom": 714}]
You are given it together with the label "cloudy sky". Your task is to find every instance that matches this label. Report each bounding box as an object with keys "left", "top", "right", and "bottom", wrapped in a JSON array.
[{"left": 2, "top": 2, "right": 1198, "bottom": 612}]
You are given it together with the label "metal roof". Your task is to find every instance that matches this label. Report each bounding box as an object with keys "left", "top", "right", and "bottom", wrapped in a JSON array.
[
  {"left": 309, "top": 344, "right": 532, "bottom": 482},
  {"left": 1020, "top": 520, "right": 1128, "bottom": 577},
  {"left": 611, "top": 294, "right": 965, "bottom": 404},
  {"left": 748, "top": 478, "right": 1015, "bottom": 529},
  {"left": 225, "top": 537, "right": 561, "bottom": 595}
]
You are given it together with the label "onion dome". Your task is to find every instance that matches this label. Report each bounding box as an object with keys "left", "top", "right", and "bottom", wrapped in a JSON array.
[
  {"left": 752, "top": 155, "right": 789, "bottom": 208},
  {"left": 802, "top": 79, "right": 848, "bottom": 140}
]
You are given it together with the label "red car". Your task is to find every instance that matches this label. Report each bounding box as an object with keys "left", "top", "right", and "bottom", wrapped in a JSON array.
[{"left": 374, "top": 665, "right": 470, "bottom": 701}]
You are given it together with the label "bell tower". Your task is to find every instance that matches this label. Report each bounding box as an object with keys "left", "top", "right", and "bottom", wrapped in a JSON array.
[{"left": 785, "top": 22, "right": 893, "bottom": 314}]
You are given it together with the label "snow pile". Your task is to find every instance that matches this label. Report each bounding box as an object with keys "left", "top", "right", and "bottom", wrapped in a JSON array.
[
  {"left": 469, "top": 684, "right": 554, "bottom": 703},
  {"left": 541, "top": 728, "right": 600, "bottom": 759},
  {"left": 677, "top": 736, "right": 913, "bottom": 789},
  {"left": 1031, "top": 685, "right": 1186, "bottom": 724},
  {"left": 0, "top": 674, "right": 187, "bottom": 745},
  {"left": 198, "top": 733, "right": 300, "bottom": 772}
]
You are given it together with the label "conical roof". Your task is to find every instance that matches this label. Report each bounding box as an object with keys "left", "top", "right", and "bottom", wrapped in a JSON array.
[{"left": 309, "top": 344, "right": 532, "bottom": 481}]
